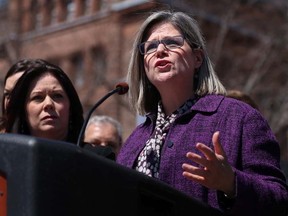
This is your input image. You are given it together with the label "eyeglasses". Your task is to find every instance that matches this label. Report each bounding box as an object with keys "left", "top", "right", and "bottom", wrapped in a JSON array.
[{"left": 138, "top": 35, "right": 185, "bottom": 55}]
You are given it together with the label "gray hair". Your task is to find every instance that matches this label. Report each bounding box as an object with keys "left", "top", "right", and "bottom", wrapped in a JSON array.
[
  {"left": 87, "top": 115, "right": 123, "bottom": 143},
  {"left": 127, "top": 10, "right": 226, "bottom": 115}
]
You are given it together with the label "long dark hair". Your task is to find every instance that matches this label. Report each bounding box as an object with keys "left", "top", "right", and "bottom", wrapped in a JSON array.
[
  {"left": 5, "top": 59, "right": 84, "bottom": 144},
  {"left": 0, "top": 59, "right": 48, "bottom": 132}
]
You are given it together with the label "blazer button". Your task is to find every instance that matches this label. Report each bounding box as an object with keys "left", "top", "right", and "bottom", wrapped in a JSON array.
[{"left": 167, "top": 140, "right": 174, "bottom": 148}]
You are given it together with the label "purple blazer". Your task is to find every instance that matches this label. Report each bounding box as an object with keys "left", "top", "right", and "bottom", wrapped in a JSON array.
[{"left": 117, "top": 94, "right": 288, "bottom": 215}]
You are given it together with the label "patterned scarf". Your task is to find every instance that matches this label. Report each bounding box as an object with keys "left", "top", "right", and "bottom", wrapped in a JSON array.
[{"left": 135, "top": 97, "right": 197, "bottom": 178}]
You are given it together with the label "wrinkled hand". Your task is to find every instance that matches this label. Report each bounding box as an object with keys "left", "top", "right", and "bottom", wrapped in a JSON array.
[{"left": 182, "top": 131, "right": 235, "bottom": 196}]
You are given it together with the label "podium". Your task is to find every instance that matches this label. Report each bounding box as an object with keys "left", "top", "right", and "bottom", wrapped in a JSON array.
[{"left": 0, "top": 133, "right": 223, "bottom": 216}]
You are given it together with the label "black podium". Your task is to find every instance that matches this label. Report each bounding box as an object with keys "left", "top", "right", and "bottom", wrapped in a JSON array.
[{"left": 0, "top": 134, "right": 223, "bottom": 216}]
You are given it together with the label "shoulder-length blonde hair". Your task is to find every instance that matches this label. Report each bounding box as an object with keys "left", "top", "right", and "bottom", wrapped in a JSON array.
[{"left": 127, "top": 10, "right": 226, "bottom": 116}]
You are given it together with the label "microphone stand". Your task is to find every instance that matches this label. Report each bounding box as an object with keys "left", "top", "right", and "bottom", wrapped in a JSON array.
[{"left": 77, "top": 86, "right": 124, "bottom": 147}]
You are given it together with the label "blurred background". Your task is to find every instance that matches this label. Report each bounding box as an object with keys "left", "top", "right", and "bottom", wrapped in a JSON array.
[{"left": 0, "top": 0, "right": 287, "bottom": 175}]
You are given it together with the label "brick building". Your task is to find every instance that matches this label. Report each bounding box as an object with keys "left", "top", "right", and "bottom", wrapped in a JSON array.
[
  {"left": 0, "top": 0, "right": 287, "bottom": 170},
  {"left": 0, "top": 0, "right": 148, "bottom": 140}
]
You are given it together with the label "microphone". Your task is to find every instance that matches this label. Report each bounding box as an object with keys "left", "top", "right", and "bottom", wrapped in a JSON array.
[
  {"left": 76, "top": 82, "right": 129, "bottom": 147},
  {"left": 116, "top": 82, "right": 129, "bottom": 95}
]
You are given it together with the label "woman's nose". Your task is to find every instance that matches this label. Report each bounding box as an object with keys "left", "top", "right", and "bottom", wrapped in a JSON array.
[
  {"left": 155, "top": 43, "right": 168, "bottom": 55},
  {"left": 43, "top": 96, "right": 54, "bottom": 109}
]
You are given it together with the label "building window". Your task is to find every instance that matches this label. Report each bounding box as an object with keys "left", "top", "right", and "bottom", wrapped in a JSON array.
[
  {"left": 91, "top": 47, "right": 106, "bottom": 86},
  {"left": 71, "top": 53, "right": 85, "bottom": 88},
  {"left": 35, "top": 1, "right": 42, "bottom": 29},
  {"left": 50, "top": 1, "right": 58, "bottom": 25},
  {"left": 0, "top": 0, "right": 7, "bottom": 8},
  {"left": 66, "top": 0, "right": 75, "bottom": 21},
  {"left": 42, "top": 0, "right": 55, "bottom": 26},
  {"left": 84, "top": 0, "right": 92, "bottom": 15}
]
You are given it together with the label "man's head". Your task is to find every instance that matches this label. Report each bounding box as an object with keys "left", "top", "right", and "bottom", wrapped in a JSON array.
[{"left": 84, "top": 115, "right": 122, "bottom": 157}]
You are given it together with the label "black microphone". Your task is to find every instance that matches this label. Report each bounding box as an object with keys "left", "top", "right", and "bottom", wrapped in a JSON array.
[{"left": 76, "top": 82, "right": 129, "bottom": 147}]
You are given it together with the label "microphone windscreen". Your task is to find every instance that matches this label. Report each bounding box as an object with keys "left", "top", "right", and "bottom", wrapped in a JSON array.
[{"left": 115, "top": 82, "right": 129, "bottom": 95}]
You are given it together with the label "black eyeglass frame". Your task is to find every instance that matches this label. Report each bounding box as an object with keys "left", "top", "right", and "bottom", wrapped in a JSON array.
[
  {"left": 138, "top": 35, "right": 201, "bottom": 55},
  {"left": 138, "top": 35, "right": 187, "bottom": 55}
]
